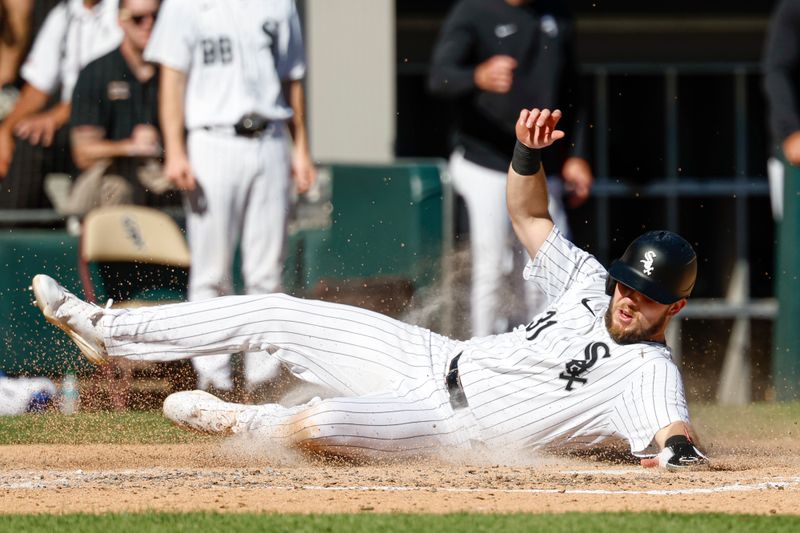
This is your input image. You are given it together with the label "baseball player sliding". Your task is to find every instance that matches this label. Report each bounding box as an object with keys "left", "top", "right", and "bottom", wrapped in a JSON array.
[{"left": 32, "top": 108, "right": 707, "bottom": 470}]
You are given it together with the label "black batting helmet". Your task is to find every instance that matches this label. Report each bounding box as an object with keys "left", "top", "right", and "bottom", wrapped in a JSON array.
[{"left": 605, "top": 230, "right": 697, "bottom": 304}]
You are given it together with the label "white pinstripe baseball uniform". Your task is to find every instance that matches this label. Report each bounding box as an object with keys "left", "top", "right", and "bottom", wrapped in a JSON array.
[
  {"left": 143, "top": 0, "right": 306, "bottom": 391},
  {"left": 97, "top": 226, "right": 689, "bottom": 458}
]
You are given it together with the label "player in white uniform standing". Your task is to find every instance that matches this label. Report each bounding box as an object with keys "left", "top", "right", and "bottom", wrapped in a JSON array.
[
  {"left": 32, "top": 107, "right": 707, "bottom": 470},
  {"left": 143, "top": 0, "right": 315, "bottom": 394}
]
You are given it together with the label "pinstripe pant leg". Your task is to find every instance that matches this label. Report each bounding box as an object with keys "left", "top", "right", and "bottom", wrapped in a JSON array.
[
  {"left": 242, "top": 383, "right": 477, "bottom": 459},
  {"left": 104, "top": 292, "right": 457, "bottom": 397}
]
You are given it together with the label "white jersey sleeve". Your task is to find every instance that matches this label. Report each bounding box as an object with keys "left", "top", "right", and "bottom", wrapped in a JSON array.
[
  {"left": 20, "top": 3, "right": 69, "bottom": 94},
  {"left": 523, "top": 226, "right": 607, "bottom": 307},
  {"left": 144, "top": 0, "right": 196, "bottom": 72},
  {"left": 21, "top": 0, "right": 121, "bottom": 101},
  {"left": 277, "top": 0, "right": 306, "bottom": 80},
  {"left": 609, "top": 356, "right": 690, "bottom": 455}
]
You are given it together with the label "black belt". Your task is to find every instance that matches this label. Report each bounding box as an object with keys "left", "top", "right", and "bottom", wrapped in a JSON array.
[
  {"left": 446, "top": 352, "right": 468, "bottom": 410},
  {"left": 202, "top": 114, "right": 273, "bottom": 138},
  {"left": 234, "top": 113, "right": 272, "bottom": 137},
  {"left": 201, "top": 125, "right": 270, "bottom": 138}
]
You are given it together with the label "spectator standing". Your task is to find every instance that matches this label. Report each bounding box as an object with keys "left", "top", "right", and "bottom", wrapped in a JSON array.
[
  {"left": 66, "top": 0, "right": 170, "bottom": 215},
  {"left": 429, "top": 0, "right": 593, "bottom": 337},
  {"left": 0, "top": 0, "right": 122, "bottom": 208},
  {"left": 764, "top": 0, "right": 800, "bottom": 221},
  {"left": 144, "top": 0, "right": 315, "bottom": 394}
]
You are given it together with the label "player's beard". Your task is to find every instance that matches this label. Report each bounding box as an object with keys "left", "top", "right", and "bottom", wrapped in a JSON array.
[{"left": 603, "top": 297, "right": 670, "bottom": 344}]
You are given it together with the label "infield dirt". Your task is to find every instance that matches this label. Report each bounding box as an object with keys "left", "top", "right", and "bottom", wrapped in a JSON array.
[{"left": 1, "top": 436, "right": 798, "bottom": 515}]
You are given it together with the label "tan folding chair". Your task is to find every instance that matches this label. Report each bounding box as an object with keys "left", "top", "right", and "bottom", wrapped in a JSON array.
[{"left": 78, "top": 206, "right": 192, "bottom": 410}]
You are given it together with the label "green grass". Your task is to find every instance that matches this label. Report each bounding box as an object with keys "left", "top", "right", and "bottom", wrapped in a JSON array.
[
  {"left": 3, "top": 402, "right": 798, "bottom": 446},
  {"left": 690, "top": 401, "right": 800, "bottom": 442},
  {"left": 0, "top": 512, "right": 796, "bottom": 532},
  {"left": 0, "top": 410, "right": 214, "bottom": 445}
]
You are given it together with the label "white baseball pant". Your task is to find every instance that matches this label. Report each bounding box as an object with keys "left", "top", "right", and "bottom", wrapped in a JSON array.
[
  {"left": 184, "top": 128, "right": 291, "bottom": 391},
  {"left": 767, "top": 156, "right": 784, "bottom": 221},
  {"left": 102, "top": 293, "right": 480, "bottom": 458}
]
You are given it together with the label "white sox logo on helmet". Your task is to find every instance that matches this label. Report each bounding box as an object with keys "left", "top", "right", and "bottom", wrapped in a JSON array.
[{"left": 640, "top": 250, "right": 656, "bottom": 276}]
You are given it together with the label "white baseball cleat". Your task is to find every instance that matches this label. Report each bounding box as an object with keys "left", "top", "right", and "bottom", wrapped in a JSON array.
[
  {"left": 163, "top": 390, "right": 253, "bottom": 435},
  {"left": 31, "top": 274, "right": 108, "bottom": 365}
]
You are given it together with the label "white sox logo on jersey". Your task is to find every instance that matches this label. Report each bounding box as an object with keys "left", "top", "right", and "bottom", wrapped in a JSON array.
[
  {"left": 559, "top": 341, "right": 611, "bottom": 391},
  {"left": 262, "top": 21, "right": 279, "bottom": 59},
  {"left": 640, "top": 250, "right": 656, "bottom": 275}
]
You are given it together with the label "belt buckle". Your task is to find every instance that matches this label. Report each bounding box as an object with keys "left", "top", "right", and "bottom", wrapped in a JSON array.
[{"left": 234, "top": 113, "right": 270, "bottom": 137}]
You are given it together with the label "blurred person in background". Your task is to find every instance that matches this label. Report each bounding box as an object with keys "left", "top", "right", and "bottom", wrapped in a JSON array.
[
  {"left": 144, "top": 0, "right": 315, "bottom": 397},
  {"left": 429, "top": 0, "right": 593, "bottom": 338},
  {"left": 0, "top": 370, "right": 55, "bottom": 415},
  {"left": 0, "top": 0, "right": 121, "bottom": 209},
  {"left": 65, "top": 0, "right": 171, "bottom": 215},
  {"left": 764, "top": 0, "right": 800, "bottom": 222},
  {"left": 0, "top": 0, "right": 33, "bottom": 119}
]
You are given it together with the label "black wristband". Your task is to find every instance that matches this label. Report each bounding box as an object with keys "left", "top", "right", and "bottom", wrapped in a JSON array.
[
  {"left": 664, "top": 435, "right": 694, "bottom": 455},
  {"left": 665, "top": 435, "right": 691, "bottom": 450},
  {"left": 511, "top": 140, "right": 542, "bottom": 175}
]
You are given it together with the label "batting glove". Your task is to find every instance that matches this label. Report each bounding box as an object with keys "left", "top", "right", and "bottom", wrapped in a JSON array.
[{"left": 655, "top": 435, "right": 709, "bottom": 471}]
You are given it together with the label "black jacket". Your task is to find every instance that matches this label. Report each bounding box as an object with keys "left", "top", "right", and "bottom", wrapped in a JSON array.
[
  {"left": 764, "top": 0, "right": 800, "bottom": 149},
  {"left": 428, "top": 0, "right": 587, "bottom": 172}
]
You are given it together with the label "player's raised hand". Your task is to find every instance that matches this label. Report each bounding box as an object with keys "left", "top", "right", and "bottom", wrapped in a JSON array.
[
  {"left": 165, "top": 151, "right": 196, "bottom": 191},
  {"left": 515, "top": 108, "right": 565, "bottom": 150}
]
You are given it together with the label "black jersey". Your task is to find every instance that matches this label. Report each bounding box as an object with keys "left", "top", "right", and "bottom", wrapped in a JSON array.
[{"left": 428, "top": 0, "right": 586, "bottom": 172}]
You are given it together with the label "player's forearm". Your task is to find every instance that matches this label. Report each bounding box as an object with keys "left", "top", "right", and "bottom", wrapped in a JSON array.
[
  {"left": 427, "top": 28, "right": 478, "bottom": 97},
  {"left": 507, "top": 162, "right": 554, "bottom": 258},
  {"left": 507, "top": 164, "right": 550, "bottom": 220},
  {"left": 159, "top": 66, "right": 188, "bottom": 159},
  {"left": 428, "top": 64, "right": 476, "bottom": 97},
  {"left": 44, "top": 101, "right": 71, "bottom": 128},
  {"left": 285, "top": 79, "right": 310, "bottom": 154},
  {"left": 0, "top": 44, "right": 24, "bottom": 86},
  {"left": 71, "top": 136, "right": 135, "bottom": 170},
  {"left": 0, "top": 83, "right": 48, "bottom": 131}
]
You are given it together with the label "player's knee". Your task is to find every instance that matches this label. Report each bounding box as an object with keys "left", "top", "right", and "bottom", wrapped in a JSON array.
[{"left": 286, "top": 402, "right": 366, "bottom": 460}]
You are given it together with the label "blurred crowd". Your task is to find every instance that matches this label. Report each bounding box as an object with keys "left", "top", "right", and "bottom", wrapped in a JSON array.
[{"left": 0, "top": 0, "right": 172, "bottom": 213}]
